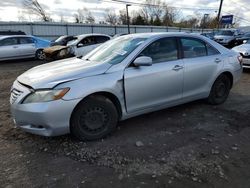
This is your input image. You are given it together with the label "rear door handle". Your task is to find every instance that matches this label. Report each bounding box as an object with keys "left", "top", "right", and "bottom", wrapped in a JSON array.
[
  {"left": 215, "top": 58, "right": 222, "bottom": 63},
  {"left": 13, "top": 46, "right": 18, "bottom": 48},
  {"left": 172, "top": 65, "right": 183, "bottom": 71}
]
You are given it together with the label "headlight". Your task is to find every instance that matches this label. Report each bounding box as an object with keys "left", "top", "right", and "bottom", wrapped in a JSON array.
[
  {"left": 58, "top": 49, "right": 68, "bottom": 56},
  {"left": 22, "top": 88, "right": 70, "bottom": 104}
]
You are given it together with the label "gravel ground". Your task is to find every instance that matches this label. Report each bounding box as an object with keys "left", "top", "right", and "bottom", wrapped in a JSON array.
[{"left": 0, "top": 59, "right": 250, "bottom": 188}]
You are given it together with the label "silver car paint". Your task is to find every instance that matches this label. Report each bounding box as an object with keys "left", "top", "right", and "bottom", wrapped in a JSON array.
[
  {"left": 10, "top": 32, "right": 242, "bottom": 136},
  {"left": 0, "top": 35, "right": 36, "bottom": 61},
  {"left": 17, "top": 57, "right": 112, "bottom": 89},
  {"left": 232, "top": 43, "right": 250, "bottom": 68}
]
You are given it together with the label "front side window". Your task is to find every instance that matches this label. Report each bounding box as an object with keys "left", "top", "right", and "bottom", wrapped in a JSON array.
[
  {"left": 0, "top": 38, "right": 18, "bottom": 46},
  {"left": 139, "top": 38, "right": 178, "bottom": 64},
  {"left": 181, "top": 38, "right": 207, "bottom": 58},
  {"left": 19, "top": 37, "right": 34, "bottom": 44}
]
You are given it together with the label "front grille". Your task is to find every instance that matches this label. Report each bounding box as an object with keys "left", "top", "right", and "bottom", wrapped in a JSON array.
[{"left": 10, "top": 88, "right": 23, "bottom": 104}]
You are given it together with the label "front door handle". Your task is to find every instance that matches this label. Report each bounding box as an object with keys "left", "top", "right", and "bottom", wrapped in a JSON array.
[
  {"left": 13, "top": 46, "right": 18, "bottom": 48},
  {"left": 172, "top": 65, "right": 183, "bottom": 71},
  {"left": 215, "top": 58, "right": 222, "bottom": 63}
]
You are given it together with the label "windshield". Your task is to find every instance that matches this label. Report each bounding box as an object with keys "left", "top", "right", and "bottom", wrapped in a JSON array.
[
  {"left": 55, "top": 36, "right": 67, "bottom": 42},
  {"left": 84, "top": 36, "right": 147, "bottom": 65},
  {"left": 217, "top": 30, "right": 234, "bottom": 36}
]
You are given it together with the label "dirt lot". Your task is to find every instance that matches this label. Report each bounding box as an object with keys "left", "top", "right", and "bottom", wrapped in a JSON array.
[{"left": 0, "top": 59, "right": 250, "bottom": 188}]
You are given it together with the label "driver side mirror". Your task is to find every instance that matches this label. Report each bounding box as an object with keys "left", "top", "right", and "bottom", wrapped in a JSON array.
[
  {"left": 133, "top": 56, "right": 152, "bottom": 67},
  {"left": 243, "top": 40, "right": 248, "bottom": 44}
]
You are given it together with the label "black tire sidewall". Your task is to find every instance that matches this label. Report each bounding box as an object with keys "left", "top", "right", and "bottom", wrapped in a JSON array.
[
  {"left": 36, "top": 49, "right": 45, "bottom": 60},
  {"left": 208, "top": 74, "right": 231, "bottom": 105},
  {"left": 70, "top": 96, "right": 118, "bottom": 141}
]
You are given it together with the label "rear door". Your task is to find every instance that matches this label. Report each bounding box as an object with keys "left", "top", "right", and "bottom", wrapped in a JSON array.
[
  {"left": 124, "top": 37, "right": 184, "bottom": 113},
  {"left": 180, "top": 37, "right": 223, "bottom": 99},
  {"left": 17, "top": 37, "right": 36, "bottom": 57},
  {"left": 0, "top": 37, "right": 19, "bottom": 60}
]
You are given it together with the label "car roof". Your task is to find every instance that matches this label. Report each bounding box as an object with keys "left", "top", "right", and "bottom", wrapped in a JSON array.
[
  {"left": 0, "top": 35, "right": 32, "bottom": 40},
  {"left": 77, "top": 33, "right": 111, "bottom": 40}
]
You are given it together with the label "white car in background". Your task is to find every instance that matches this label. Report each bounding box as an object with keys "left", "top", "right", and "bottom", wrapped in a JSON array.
[
  {"left": 232, "top": 40, "right": 250, "bottom": 68},
  {"left": 43, "top": 34, "right": 111, "bottom": 60}
]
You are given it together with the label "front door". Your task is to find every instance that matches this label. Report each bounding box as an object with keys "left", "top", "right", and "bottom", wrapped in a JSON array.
[{"left": 124, "top": 37, "right": 184, "bottom": 113}]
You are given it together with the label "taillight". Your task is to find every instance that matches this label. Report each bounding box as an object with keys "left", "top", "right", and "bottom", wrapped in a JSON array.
[{"left": 237, "top": 55, "right": 243, "bottom": 65}]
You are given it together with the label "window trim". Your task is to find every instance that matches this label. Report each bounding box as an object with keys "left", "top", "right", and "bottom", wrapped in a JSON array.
[
  {"left": 128, "top": 36, "right": 181, "bottom": 67},
  {"left": 0, "top": 37, "right": 18, "bottom": 47},
  {"left": 17, "top": 37, "right": 34, "bottom": 45}
]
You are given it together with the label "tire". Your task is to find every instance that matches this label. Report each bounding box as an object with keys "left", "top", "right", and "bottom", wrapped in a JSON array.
[
  {"left": 70, "top": 95, "right": 118, "bottom": 141},
  {"left": 35, "top": 49, "right": 46, "bottom": 60},
  {"left": 207, "top": 74, "right": 231, "bottom": 105}
]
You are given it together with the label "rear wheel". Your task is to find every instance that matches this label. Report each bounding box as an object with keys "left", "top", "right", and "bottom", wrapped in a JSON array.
[
  {"left": 35, "top": 49, "right": 46, "bottom": 60},
  {"left": 70, "top": 95, "right": 118, "bottom": 141},
  {"left": 207, "top": 74, "right": 231, "bottom": 105}
]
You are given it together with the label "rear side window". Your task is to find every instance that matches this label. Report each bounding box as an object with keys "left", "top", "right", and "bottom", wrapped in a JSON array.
[
  {"left": 19, "top": 37, "right": 34, "bottom": 44},
  {"left": 139, "top": 37, "right": 178, "bottom": 64},
  {"left": 95, "top": 36, "right": 110, "bottom": 44},
  {"left": 181, "top": 38, "right": 206, "bottom": 58},
  {"left": 0, "top": 37, "right": 18, "bottom": 46}
]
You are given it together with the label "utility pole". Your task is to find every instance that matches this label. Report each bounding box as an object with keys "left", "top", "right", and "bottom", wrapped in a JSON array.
[
  {"left": 126, "top": 4, "right": 131, "bottom": 34},
  {"left": 202, "top": 14, "right": 209, "bottom": 33},
  {"left": 217, "top": 0, "right": 224, "bottom": 29}
]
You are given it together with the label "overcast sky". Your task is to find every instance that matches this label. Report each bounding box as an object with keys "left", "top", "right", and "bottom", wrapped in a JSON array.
[{"left": 0, "top": 0, "right": 250, "bottom": 26}]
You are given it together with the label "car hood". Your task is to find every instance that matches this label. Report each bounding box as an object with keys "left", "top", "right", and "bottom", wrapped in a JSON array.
[
  {"left": 214, "top": 35, "right": 234, "bottom": 40},
  {"left": 232, "top": 44, "right": 250, "bottom": 55},
  {"left": 17, "top": 57, "right": 112, "bottom": 89},
  {"left": 43, "top": 45, "right": 68, "bottom": 54}
]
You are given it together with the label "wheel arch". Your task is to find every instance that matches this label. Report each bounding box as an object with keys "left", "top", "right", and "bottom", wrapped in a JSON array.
[
  {"left": 70, "top": 91, "right": 123, "bottom": 124},
  {"left": 220, "top": 71, "right": 233, "bottom": 89}
]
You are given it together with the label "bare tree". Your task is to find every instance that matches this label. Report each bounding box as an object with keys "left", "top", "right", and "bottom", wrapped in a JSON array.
[
  {"left": 140, "top": 0, "right": 165, "bottom": 25},
  {"left": 118, "top": 9, "right": 127, "bottom": 25},
  {"left": 86, "top": 11, "right": 95, "bottom": 24},
  {"left": 162, "top": 6, "right": 180, "bottom": 26},
  {"left": 74, "top": 8, "right": 85, "bottom": 23},
  {"left": 104, "top": 9, "right": 118, "bottom": 25},
  {"left": 23, "top": 0, "right": 51, "bottom": 22},
  {"left": 74, "top": 7, "right": 95, "bottom": 24}
]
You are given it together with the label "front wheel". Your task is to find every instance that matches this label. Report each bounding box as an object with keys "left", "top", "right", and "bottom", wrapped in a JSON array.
[
  {"left": 35, "top": 49, "right": 46, "bottom": 60},
  {"left": 207, "top": 74, "right": 231, "bottom": 105},
  {"left": 70, "top": 95, "right": 118, "bottom": 141}
]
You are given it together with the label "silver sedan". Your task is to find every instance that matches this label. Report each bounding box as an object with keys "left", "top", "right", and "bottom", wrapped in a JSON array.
[{"left": 10, "top": 32, "right": 242, "bottom": 140}]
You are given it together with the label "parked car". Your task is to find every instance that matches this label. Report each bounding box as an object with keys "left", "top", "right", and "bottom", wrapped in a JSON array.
[
  {"left": 50, "top": 35, "right": 77, "bottom": 46},
  {"left": 201, "top": 32, "right": 215, "bottom": 40},
  {"left": 232, "top": 40, "right": 250, "bottom": 68},
  {"left": 43, "top": 34, "right": 111, "bottom": 60},
  {"left": 214, "top": 29, "right": 241, "bottom": 47},
  {"left": 10, "top": 33, "right": 242, "bottom": 140},
  {"left": 235, "top": 32, "right": 250, "bottom": 45},
  {"left": 0, "top": 30, "right": 26, "bottom": 36},
  {"left": 0, "top": 35, "right": 50, "bottom": 61},
  {"left": 113, "top": 33, "right": 128, "bottom": 38}
]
